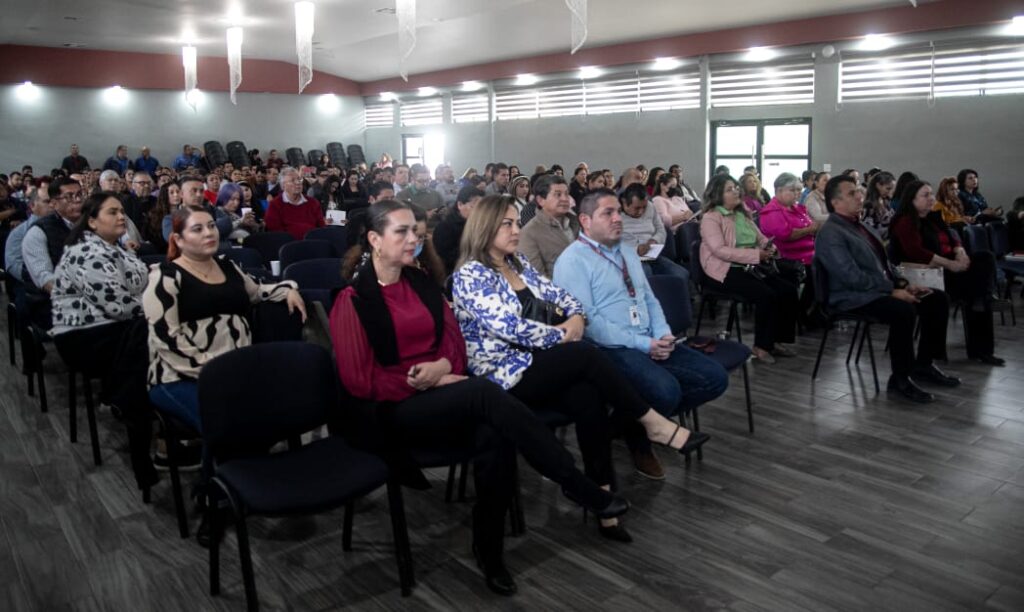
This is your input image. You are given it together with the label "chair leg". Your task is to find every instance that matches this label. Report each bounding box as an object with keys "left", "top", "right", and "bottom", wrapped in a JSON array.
[
  {"left": 234, "top": 513, "right": 259, "bottom": 612},
  {"left": 742, "top": 362, "right": 754, "bottom": 433},
  {"left": 694, "top": 298, "right": 706, "bottom": 336},
  {"left": 83, "top": 377, "right": 102, "bottom": 466},
  {"left": 811, "top": 325, "right": 830, "bottom": 379},
  {"left": 386, "top": 480, "right": 415, "bottom": 596},
  {"left": 7, "top": 307, "right": 15, "bottom": 366},
  {"left": 730, "top": 302, "right": 742, "bottom": 344},
  {"left": 846, "top": 321, "right": 861, "bottom": 364},
  {"left": 854, "top": 325, "right": 868, "bottom": 365},
  {"left": 509, "top": 462, "right": 526, "bottom": 537},
  {"left": 209, "top": 495, "right": 221, "bottom": 596},
  {"left": 35, "top": 339, "right": 47, "bottom": 413},
  {"left": 865, "top": 324, "right": 880, "bottom": 394},
  {"left": 68, "top": 371, "right": 78, "bottom": 443},
  {"left": 457, "top": 461, "right": 470, "bottom": 501},
  {"left": 342, "top": 501, "right": 354, "bottom": 551},
  {"left": 165, "top": 422, "right": 190, "bottom": 538},
  {"left": 444, "top": 464, "right": 457, "bottom": 502},
  {"left": 691, "top": 405, "right": 703, "bottom": 461}
]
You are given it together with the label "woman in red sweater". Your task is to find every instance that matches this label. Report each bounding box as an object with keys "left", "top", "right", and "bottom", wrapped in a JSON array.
[{"left": 889, "top": 181, "right": 1002, "bottom": 365}]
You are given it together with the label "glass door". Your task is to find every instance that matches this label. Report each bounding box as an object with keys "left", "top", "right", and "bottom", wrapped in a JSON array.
[{"left": 711, "top": 119, "right": 811, "bottom": 189}]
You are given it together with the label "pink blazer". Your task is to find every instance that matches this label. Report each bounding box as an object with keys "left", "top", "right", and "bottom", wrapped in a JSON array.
[{"left": 699, "top": 209, "right": 769, "bottom": 283}]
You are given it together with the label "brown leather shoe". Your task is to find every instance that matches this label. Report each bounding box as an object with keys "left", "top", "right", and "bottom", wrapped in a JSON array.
[{"left": 632, "top": 449, "right": 665, "bottom": 480}]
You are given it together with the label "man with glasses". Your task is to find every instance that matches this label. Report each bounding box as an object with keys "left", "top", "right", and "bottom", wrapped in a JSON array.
[
  {"left": 265, "top": 166, "right": 325, "bottom": 240},
  {"left": 397, "top": 166, "right": 443, "bottom": 217},
  {"left": 21, "top": 178, "right": 84, "bottom": 329},
  {"left": 124, "top": 173, "right": 155, "bottom": 230}
]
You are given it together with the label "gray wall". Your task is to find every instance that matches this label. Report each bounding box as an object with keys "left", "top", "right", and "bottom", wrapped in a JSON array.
[
  {"left": 0, "top": 84, "right": 365, "bottom": 174},
  {"left": 363, "top": 58, "right": 1024, "bottom": 206}
]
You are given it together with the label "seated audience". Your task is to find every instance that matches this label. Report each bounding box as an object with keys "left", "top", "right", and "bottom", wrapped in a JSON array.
[
  {"left": 890, "top": 171, "right": 919, "bottom": 212},
  {"left": 518, "top": 174, "right": 579, "bottom": 278},
  {"left": 569, "top": 165, "right": 588, "bottom": 203},
  {"left": 890, "top": 180, "right": 1002, "bottom": 365},
  {"left": 341, "top": 170, "right": 368, "bottom": 211},
  {"left": 933, "top": 176, "right": 972, "bottom": 229},
  {"left": 862, "top": 171, "right": 896, "bottom": 240},
  {"left": 215, "top": 182, "right": 261, "bottom": 243},
  {"left": 146, "top": 180, "right": 179, "bottom": 253},
  {"left": 740, "top": 173, "right": 768, "bottom": 215},
  {"left": 586, "top": 171, "right": 607, "bottom": 193},
  {"left": 699, "top": 175, "right": 799, "bottom": 362},
  {"left": 804, "top": 172, "right": 831, "bottom": 222},
  {"left": 172, "top": 144, "right": 200, "bottom": 172},
  {"left": 816, "top": 175, "right": 959, "bottom": 403},
  {"left": 957, "top": 169, "right": 1002, "bottom": 221},
  {"left": 485, "top": 163, "right": 510, "bottom": 196},
  {"left": 22, "top": 178, "right": 84, "bottom": 327},
  {"left": 203, "top": 172, "right": 222, "bottom": 205},
  {"left": 453, "top": 195, "right": 708, "bottom": 538},
  {"left": 644, "top": 167, "right": 665, "bottom": 197},
  {"left": 799, "top": 169, "right": 816, "bottom": 204},
  {"left": 619, "top": 185, "right": 691, "bottom": 300},
  {"left": 668, "top": 164, "right": 701, "bottom": 209},
  {"left": 392, "top": 163, "right": 410, "bottom": 194},
  {"left": 50, "top": 191, "right": 153, "bottom": 489},
  {"left": 124, "top": 171, "right": 155, "bottom": 231},
  {"left": 434, "top": 164, "right": 460, "bottom": 206},
  {"left": 330, "top": 200, "right": 629, "bottom": 595},
  {"left": 650, "top": 172, "right": 694, "bottom": 233},
  {"left": 509, "top": 175, "right": 530, "bottom": 215},
  {"left": 433, "top": 186, "right": 484, "bottom": 276},
  {"left": 397, "top": 166, "right": 444, "bottom": 217},
  {"left": 265, "top": 166, "right": 325, "bottom": 239},
  {"left": 758, "top": 172, "right": 819, "bottom": 320},
  {"left": 4, "top": 187, "right": 52, "bottom": 294},
  {"left": 163, "top": 176, "right": 231, "bottom": 242}
]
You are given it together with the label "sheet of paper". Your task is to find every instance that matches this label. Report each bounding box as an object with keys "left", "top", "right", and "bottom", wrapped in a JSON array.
[
  {"left": 640, "top": 243, "right": 664, "bottom": 261},
  {"left": 326, "top": 210, "right": 347, "bottom": 225}
]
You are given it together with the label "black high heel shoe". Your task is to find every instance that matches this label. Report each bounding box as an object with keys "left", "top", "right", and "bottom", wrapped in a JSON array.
[
  {"left": 472, "top": 544, "right": 517, "bottom": 596},
  {"left": 598, "top": 522, "right": 633, "bottom": 543},
  {"left": 661, "top": 425, "right": 711, "bottom": 456},
  {"left": 561, "top": 488, "right": 630, "bottom": 520}
]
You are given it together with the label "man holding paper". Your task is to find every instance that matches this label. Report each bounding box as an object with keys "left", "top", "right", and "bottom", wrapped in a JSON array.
[
  {"left": 816, "top": 175, "right": 960, "bottom": 404},
  {"left": 618, "top": 184, "right": 690, "bottom": 285}
]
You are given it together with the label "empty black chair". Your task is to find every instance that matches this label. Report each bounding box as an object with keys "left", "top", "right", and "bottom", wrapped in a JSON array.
[
  {"left": 285, "top": 147, "right": 305, "bottom": 168},
  {"left": 304, "top": 226, "right": 348, "bottom": 257},
  {"left": 279, "top": 239, "right": 334, "bottom": 271},
  {"left": 346, "top": 144, "right": 366, "bottom": 165},
  {"left": 200, "top": 343, "right": 414, "bottom": 609},
  {"left": 203, "top": 141, "right": 228, "bottom": 168},
  {"left": 221, "top": 247, "right": 265, "bottom": 270},
  {"left": 649, "top": 274, "right": 755, "bottom": 433},
  {"left": 282, "top": 258, "right": 345, "bottom": 292},
  {"left": 225, "top": 140, "right": 249, "bottom": 169},
  {"left": 308, "top": 149, "right": 326, "bottom": 167},
  {"left": 242, "top": 232, "right": 294, "bottom": 267},
  {"left": 249, "top": 301, "right": 305, "bottom": 344},
  {"left": 327, "top": 142, "right": 347, "bottom": 168}
]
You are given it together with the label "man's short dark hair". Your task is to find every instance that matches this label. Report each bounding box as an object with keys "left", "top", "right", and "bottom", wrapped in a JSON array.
[
  {"left": 824, "top": 175, "right": 857, "bottom": 211},
  {"left": 668, "top": 164, "right": 680, "bottom": 173},
  {"left": 579, "top": 188, "right": 618, "bottom": 217},
  {"left": 532, "top": 173, "right": 567, "bottom": 200},
  {"left": 393, "top": 163, "right": 409, "bottom": 171},
  {"left": 180, "top": 175, "right": 204, "bottom": 189},
  {"left": 368, "top": 181, "right": 394, "bottom": 199},
  {"left": 456, "top": 185, "right": 484, "bottom": 206},
  {"left": 618, "top": 183, "right": 648, "bottom": 205},
  {"left": 493, "top": 162, "right": 509, "bottom": 175},
  {"left": 48, "top": 176, "right": 77, "bottom": 198}
]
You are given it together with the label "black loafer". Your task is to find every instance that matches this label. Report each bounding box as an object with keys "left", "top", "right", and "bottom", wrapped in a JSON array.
[
  {"left": 598, "top": 522, "right": 633, "bottom": 543},
  {"left": 561, "top": 488, "right": 630, "bottom": 520},
  {"left": 887, "top": 375, "right": 935, "bottom": 403},
  {"left": 473, "top": 546, "right": 517, "bottom": 596},
  {"left": 911, "top": 364, "right": 961, "bottom": 387},
  {"left": 969, "top": 354, "right": 1006, "bottom": 366}
]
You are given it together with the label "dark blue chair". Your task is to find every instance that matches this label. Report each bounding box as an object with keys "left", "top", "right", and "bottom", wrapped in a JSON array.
[
  {"left": 649, "top": 274, "right": 755, "bottom": 433},
  {"left": 687, "top": 237, "right": 750, "bottom": 343},
  {"left": 242, "top": 231, "right": 295, "bottom": 266},
  {"left": 200, "top": 343, "right": 414, "bottom": 609},
  {"left": 140, "top": 253, "right": 166, "bottom": 267},
  {"left": 305, "top": 226, "right": 349, "bottom": 257},
  {"left": 283, "top": 258, "right": 345, "bottom": 290},
  {"left": 221, "top": 247, "right": 265, "bottom": 270},
  {"left": 986, "top": 222, "right": 1022, "bottom": 324},
  {"left": 279, "top": 239, "right": 335, "bottom": 271}
]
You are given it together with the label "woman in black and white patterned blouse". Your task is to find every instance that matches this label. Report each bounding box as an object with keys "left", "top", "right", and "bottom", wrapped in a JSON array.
[{"left": 51, "top": 190, "right": 155, "bottom": 490}]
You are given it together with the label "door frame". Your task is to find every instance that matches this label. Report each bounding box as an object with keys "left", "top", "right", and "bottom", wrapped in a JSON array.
[{"left": 709, "top": 117, "right": 812, "bottom": 179}]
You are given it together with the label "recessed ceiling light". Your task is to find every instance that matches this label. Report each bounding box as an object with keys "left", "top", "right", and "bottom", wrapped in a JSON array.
[
  {"left": 461, "top": 80, "right": 485, "bottom": 92},
  {"left": 744, "top": 46, "right": 777, "bottom": 62},
  {"left": 651, "top": 57, "right": 682, "bottom": 71},
  {"left": 858, "top": 34, "right": 895, "bottom": 51},
  {"left": 578, "top": 66, "right": 602, "bottom": 79},
  {"left": 317, "top": 94, "right": 340, "bottom": 113},
  {"left": 380, "top": 91, "right": 397, "bottom": 101},
  {"left": 104, "top": 85, "right": 128, "bottom": 106},
  {"left": 16, "top": 81, "right": 40, "bottom": 102},
  {"left": 515, "top": 73, "right": 538, "bottom": 86},
  {"left": 1007, "top": 15, "right": 1024, "bottom": 35},
  {"left": 418, "top": 86, "right": 437, "bottom": 97}
]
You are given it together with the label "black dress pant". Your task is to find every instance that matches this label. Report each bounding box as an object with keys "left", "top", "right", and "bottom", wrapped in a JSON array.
[
  {"left": 943, "top": 251, "right": 996, "bottom": 357},
  {"left": 703, "top": 267, "right": 799, "bottom": 350},
  {"left": 52, "top": 318, "right": 155, "bottom": 488},
  {"left": 851, "top": 291, "right": 949, "bottom": 377},
  {"left": 383, "top": 377, "right": 608, "bottom": 562},
  {"left": 510, "top": 342, "right": 653, "bottom": 490}
]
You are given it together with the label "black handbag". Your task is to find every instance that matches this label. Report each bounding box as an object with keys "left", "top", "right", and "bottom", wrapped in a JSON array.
[
  {"left": 744, "top": 259, "right": 779, "bottom": 281},
  {"left": 519, "top": 290, "right": 568, "bottom": 326},
  {"left": 775, "top": 258, "right": 807, "bottom": 284}
]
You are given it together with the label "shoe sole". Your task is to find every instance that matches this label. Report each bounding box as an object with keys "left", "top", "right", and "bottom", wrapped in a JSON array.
[{"left": 634, "top": 468, "right": 666, "bottom": 481}]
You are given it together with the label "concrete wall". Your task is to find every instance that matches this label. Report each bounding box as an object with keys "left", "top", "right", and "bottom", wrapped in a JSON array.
[{"left": 0, "top": 84, "right": 365, "bottom": 174}]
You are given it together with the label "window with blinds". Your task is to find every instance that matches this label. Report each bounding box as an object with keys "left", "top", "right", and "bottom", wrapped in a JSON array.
[
  {"left": 840, "top": 43, "right": 1024, "bottom": 102},
  {"left": 451, "top": 94, "right": 489, "bottom": 123},
  {"left": 364, "top": 103, "right": 395, "bottom": 128},
  {"left": 710, "top": 62, "right": 815, "bottom": 107},
  {"left": 399, "top": 98, "right": 443, "bottom": 126},
  {"left": 638, "top": 73, "right": 701, "bottom": 111}
]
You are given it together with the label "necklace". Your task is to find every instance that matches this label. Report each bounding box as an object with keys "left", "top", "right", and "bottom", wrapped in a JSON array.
[{"left": 181, "top": 257, "right": 218, "bottom": 280}]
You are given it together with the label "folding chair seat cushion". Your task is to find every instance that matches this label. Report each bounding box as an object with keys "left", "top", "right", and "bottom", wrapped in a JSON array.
[{"left": 690, "top": 336, "right": 752, "bottom": 370}]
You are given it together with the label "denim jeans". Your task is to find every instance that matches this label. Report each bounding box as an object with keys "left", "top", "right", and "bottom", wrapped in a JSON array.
[
  {"left": 641, "top": 256, "right": 692, "bottom": 324},
  {"left": 600, "top": 343, "right": 728, "bottom": 418},
  {"left": 149, "top": 381, "right": 201, "bottom": 432}
]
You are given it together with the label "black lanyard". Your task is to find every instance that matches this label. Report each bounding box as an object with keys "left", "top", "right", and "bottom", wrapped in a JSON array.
[{"left": 577, "top": 237, "right": 636, "bottom": 298}]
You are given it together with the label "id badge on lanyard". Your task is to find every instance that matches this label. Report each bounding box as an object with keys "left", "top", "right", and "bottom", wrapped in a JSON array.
[{"left": 629, "top": 304, "right": 641, "bottom": 327}]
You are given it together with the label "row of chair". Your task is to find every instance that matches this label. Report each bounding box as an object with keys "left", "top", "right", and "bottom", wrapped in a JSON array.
[{"left": 200, "top": 141, "right": 366, "bottom": 171}]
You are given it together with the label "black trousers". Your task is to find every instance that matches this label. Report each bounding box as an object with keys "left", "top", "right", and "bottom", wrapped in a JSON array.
[
  {"left": 944, "top": 251, "right": 996, "bottom": 357},
  {"left": 704, "top": 267, "right": 799, "bottom": 350},
  {"left": 385, "top": 377, "right": 607, "bottom": 562},
  {"left": 52, "top": 318, "right": 155, "bottom": 489},
  {"left": 851, "top": 291, "right": 949, "bottom": 377},
  {"left": 510, "top": 342, "right": 652, "bottom": 489}
]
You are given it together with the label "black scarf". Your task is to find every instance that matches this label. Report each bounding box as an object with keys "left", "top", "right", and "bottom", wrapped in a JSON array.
[{"left": 350, "top": 259, "right": 445, "bottom": 366}]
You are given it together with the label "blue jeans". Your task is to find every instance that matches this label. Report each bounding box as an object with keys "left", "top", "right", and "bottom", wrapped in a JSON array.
[
  {"left": 642, "top": 256, "right": 692, "bottom": 324},
  {"left": 149, "top": 381, "right": 201, "bottom": 432},
  {"left": 600, "top": 343, "right": 728, "bottom": 418}
]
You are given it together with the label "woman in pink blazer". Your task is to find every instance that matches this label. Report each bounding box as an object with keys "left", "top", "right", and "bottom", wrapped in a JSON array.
[{"left": 699, "top": 174, "right": 800, "bottom": 362}]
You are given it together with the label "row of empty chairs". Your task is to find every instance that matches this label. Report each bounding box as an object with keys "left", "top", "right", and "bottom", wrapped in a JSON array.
[{"left": 199, "top": 141, "right": 366, "bottom": 170}]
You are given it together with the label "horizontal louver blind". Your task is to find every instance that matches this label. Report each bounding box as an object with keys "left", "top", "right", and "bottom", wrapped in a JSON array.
[
  {"left": 364, "top": 103, "right": 394, "bottom": 128},
  {"left": 584, "top": 77, "right": 639, "bottom": 115},
  {"left": 840, "top": 43, "right": 1024, "bottom": 102},
  {"left": 451, "top": 94, "right": 489, "bottom": 123},
  {"left": 639, "top": 73, "right": 701, "bottom": 111},
  {"left": 710, "top": 62, "right": 815, "bottom": 107},
  {"left": 400, "top": 99, "right": 443, "bottom": 126}
]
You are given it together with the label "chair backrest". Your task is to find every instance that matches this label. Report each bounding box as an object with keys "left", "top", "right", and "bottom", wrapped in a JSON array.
[
  {"left": 811, "top": 258, "right": 831, "bottom": 314},
  {"left": 285, "top": 147, "right": 306, "bottom": 168},
  {"left": 199, "top": 342, "right": 338, "bottom": 462},
  {"left": 687, "top": 238, "right": 705, "bottom": 288},
  {"left": 221, "top": 247, "right": 266, "bottom": 270},
  {"left": 283, "top": 257, "right": 346, "bottom": 290},
  {"left": 308, "top": 149, "right": 326, "bottom": 167},
  {"left": 987, "top": 222, "right": 1009, "bottom": 257},
  {"left": 203, "top": 141, "right": 227, "bottom": 167},
  {"left": 963, "top": 224, "right": 991, "bottom": 255},
  {"left": 243, "top": 231, "right": 295, "bottom": 265},
  {"left": 279, "top": 239, "right": 335, "bottom": 270},
  {"left": 326, "top": 142, "right": 347, "bottom": 168},
  {"left": 304, "top": 226, "right": 349, "bottom": 257},
  {"left": 141, "top": 253, "right": 166, "bottom": 266},
  {"left": 249, "top": 301, "right": 304, "bottom": 344},
  {"left": 225, "top": 140, "right": 248, "bottom": 168},
  {"left": 346, "top": 144, "right": 366, "bottom": 165},
  {"left": 648, "top": 274, "right": 691, "bottom": 334}
]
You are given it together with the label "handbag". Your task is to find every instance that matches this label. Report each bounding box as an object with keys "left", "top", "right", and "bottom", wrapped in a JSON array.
[
  {"left": 743, "top": 258, "right": 779, "bottom": 281},
  {"left": 775, "top": 258, "right": 807, "bottom": 284},
  {"left": 519, "top": 289, "right": 568, "bottom": 326}
]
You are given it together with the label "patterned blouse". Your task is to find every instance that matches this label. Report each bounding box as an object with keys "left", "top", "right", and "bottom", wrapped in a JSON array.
[
  {"left": 51, "top": 232, "right": 148, "bottom": 335},
  {"left": 452, "top": 253, "right": 584, "bottom": 389}
]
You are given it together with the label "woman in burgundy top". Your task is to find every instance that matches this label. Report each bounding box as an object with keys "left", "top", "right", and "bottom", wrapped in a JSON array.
[
  {"left": 889, "top": 181, "right": 1002, "bottom": 365},
  {"left": 328, "top": 200, "right": 628, "bottom": 596}
]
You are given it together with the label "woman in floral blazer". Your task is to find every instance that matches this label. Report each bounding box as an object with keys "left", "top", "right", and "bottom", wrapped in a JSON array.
[{"left": 452, "top": 195, "right": 710, "bottom": 542}]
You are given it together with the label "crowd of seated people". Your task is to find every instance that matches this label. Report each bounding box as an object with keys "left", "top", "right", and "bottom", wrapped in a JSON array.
[{"left": 1, "top": 142, "right": 1021, "bottom": 599}]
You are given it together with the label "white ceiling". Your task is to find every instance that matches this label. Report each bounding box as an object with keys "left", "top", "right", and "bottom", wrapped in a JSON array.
[{"left": 2, "top": 0, "right": 914, "bottom": 82}]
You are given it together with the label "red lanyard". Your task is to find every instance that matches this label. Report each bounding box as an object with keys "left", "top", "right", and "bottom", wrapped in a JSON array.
[{"left": 577, "top": 237, "right": 636, "bottom": 298}]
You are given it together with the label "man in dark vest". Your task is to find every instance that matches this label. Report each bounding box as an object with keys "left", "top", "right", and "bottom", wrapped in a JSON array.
[{"left": 21, "top": 177, "right": 84, "bottom": 328}]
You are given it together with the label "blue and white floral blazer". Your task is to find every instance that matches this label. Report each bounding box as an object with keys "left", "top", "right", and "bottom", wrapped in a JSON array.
[{"left": 453, "top": 253, "right": 584, "bottom": 389}]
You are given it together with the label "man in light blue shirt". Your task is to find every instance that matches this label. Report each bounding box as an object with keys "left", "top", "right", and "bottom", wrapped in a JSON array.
[
  {"left": 4, "top": 187, "right": 52, "bottom": 284},
  {"left": 553, "top": 189, "right": 728, "bottom": 476}
]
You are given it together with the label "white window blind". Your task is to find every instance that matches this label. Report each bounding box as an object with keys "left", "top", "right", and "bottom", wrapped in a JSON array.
[
  {"left": 364, "top": 103, "right": 394, "bottom": 128},
  {"left": 399, "top": 98, "right": 443, "bottom": 126},
  {"left": 451, "top": 94, "right": 489, "bottom": 123},
  {"left": 638, "top": 73, "right": 701, "bottom": 111},
  {"left": 710, "top": 62, "right": 815, "bottom": 107},
  {"left": 840, "top": 43, "right": 1024, "bottom": 102},
  {"left": 584, "top": 77, "right": 640, "bottom": 115}
]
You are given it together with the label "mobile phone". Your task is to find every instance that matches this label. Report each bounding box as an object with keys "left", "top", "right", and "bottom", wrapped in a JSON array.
[
  {"left": 408, "top": 365, "right": 421, "bottom": 377},
  {"left": 914, "top": 288, "right": 933, "bottom": 298},
  {"left": 674, "top": 334, "right": 689, "bottom": 345}
]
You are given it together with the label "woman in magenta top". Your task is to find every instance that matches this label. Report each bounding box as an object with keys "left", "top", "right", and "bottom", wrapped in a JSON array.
[{"left": 329, "top": 199, "right": 628, "bottom": 596}]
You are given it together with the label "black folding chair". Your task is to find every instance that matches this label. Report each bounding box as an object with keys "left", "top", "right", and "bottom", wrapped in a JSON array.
[
  {"left": 687, "top": 237, "right": 751, "bottom": 343},
  {"left": 200, "top": 343, "right": 414, "bottom": 610},
  {"left": 305, "top": 226, "right": 349, "bottom": 257},
  {"left": 279, "top": 239, "right": 334, "bottom": 271},
  {"left": 242, "top": 232, "right": 295, "bottom": 267}
]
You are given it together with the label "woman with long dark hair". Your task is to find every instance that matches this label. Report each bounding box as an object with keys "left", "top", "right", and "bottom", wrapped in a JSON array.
[
  {"left": 145, "top": 180, "right": 180, "bottom": 253},
  {"left": 862, "top": 171, "right": 896, "bottom": 240},
  {"left": 890, "top": 171, "right": 919, "bottom": 212},
  {"left": 957, "top": 168, "right": 1003, "bottom": 221}
]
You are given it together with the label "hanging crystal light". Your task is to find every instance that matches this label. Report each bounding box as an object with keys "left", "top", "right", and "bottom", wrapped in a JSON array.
[
  {"left": 226, "top": 27, "right": 243, "bottom": 105},
  {"left": 295, "top": 2, "right": 315, "bottom": 93},
  {"left": 182, "top": 45, "right": 198, "bottom": 111},
  {"left": 565, "top": 0, "right": 588, "bottom": 54},
  {"left": 396, "top": 0, "right": 416, "bottom": 81}
]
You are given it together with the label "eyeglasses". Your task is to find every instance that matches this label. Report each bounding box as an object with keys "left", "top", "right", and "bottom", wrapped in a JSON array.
[{"left": 57, "top": 191, "right": 84, "bottom": 202}]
